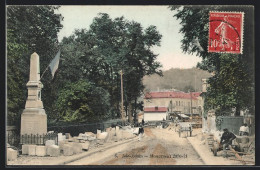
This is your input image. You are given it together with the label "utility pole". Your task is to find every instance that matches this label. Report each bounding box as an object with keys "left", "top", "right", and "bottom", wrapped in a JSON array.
[
  {"left": 120, "top": 70, "right": 125, "bottom": 123},
  {"left": 195, "top": 72, "right": 196, "bottom": 92},
  {"left": 190, "top": 90, "right": 193, "bottom": 121},
  {"left": 170, "top": 100, "right": 173, "bottom": 113}
]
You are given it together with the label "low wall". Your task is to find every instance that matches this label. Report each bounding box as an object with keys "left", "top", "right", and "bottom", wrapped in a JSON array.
[
  {"left": 47, "top": 119, "right": 123, "bottom": 136},
  {"left": 217, "top": 116, "right": 243, "bottom": 135}
]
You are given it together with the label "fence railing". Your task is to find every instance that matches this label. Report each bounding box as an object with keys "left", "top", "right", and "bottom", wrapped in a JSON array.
[
  {"left": 7, "top": 132, "right": 58, "bottom": 147},
  {"left": 7, "top": 133, "right": 20, "bottom": 148},
  {"left": 7, "top": 119, "right": 122, "bottom": 147},
  {"left": 20, "top": 133, "right": 58, "bottom": 145}
]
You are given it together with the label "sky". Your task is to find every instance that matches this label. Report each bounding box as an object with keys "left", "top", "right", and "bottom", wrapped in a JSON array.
[{"left": 56, "top": 6, "right": 202, "bottom": 70}]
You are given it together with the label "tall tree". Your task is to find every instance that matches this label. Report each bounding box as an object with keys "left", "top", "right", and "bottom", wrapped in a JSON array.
[
  {"left": 7, "top": 29, "right": 28, "bottom": 125},
  {"left": 57, "top": 13, "right": 162, "bottom": 121},
  {"left": 170, "top": 6, "right": 254, "bottom": 116}
]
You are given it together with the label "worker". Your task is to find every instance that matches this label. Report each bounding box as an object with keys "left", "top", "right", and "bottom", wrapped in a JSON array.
[
  {"left": 239, "top": 123, "right": 249, "bottom": 136},
  {"left": 174, "top": 117, "right": 179, "bottom": 125},
  {"left": 220, "top": 128, "right": 236, "bottom": 158}
]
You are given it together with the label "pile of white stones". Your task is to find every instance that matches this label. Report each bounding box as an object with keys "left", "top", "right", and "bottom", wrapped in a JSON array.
[
  {"left": 19, "top": 126, "right": 138, "bottom": 158},
  {"left": 7, "top": 147, "right": 18, "bottom": 161}
]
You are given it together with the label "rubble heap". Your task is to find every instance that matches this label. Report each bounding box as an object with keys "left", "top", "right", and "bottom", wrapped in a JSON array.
[{"left": 7, "top": 126, "right": 138, "bottom": 161}]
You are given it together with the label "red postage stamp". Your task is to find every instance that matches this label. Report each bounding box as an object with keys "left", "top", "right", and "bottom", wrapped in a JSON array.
[{"left": 208, "top": 11, "right": 244, "bottom": 54}]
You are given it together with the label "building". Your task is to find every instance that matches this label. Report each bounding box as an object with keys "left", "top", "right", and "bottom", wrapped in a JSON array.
[
  {"left": 143, "top": 106, "right": 168, "bottom": 121},
  {"left": 143, "top": 90, "right": 203, "bottom": 121}
]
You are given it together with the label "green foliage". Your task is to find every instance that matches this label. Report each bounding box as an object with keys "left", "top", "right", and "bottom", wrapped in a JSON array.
[
  {"left": 56, "top": 80, "right": 110, "bottom": 122},
  {"left": 183, "top": 85, "right": 195, "bottom": 93},
  {"left": 7, "top": 9, "right": 162, "bottom": 123},
  {"left": 7, "top": 29, "right": 28, "bottom": 125},
  {"left": 59, "top": 13, "right": 162, "bottom": 120},
  {"left": 170, "top": 6, "right": 254, "bottom": 116}
]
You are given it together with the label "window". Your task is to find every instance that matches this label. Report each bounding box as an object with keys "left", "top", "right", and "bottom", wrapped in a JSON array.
[{"left": 176, "top": 101, "right": 178, "bottom": 106}]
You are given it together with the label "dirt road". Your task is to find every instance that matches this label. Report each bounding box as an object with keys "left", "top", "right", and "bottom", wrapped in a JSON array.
[{"left": 67, "top": 127, "right": 204, "bottom": 165}]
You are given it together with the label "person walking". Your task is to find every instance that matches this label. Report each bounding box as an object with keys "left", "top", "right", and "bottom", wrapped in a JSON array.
[{"left": 138, "top": 126, "right": 144, "bottom": 141}]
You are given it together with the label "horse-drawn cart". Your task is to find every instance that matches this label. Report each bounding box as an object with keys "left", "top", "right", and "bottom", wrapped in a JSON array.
[{"left": 177, "top": 122, "right": 192, "bottom": 137}]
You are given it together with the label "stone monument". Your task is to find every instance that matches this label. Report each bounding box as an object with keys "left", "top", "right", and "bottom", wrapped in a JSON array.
[{"left": 20, "top": 52, "right": 47, "bottom": 135}]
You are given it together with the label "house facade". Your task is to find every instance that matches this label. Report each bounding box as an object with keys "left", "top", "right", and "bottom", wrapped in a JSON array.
[
  {"left": 143, "top": 91, "right": 203, "bottom": 121},
  {"left": 143, "top": 106, "right": 167, "bottom": 121}
]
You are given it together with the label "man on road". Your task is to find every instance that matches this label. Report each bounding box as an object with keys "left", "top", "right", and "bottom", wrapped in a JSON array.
[
  {"left": 138, "top": 126, "right": 144, "bottom": 141},
  {"left": 220, "top": 128, "right": 236, "bottom": 158}
]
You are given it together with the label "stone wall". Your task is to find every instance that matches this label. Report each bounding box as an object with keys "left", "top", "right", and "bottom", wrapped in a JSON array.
[{"left": 217, "top": 116, "right": 244, "bottom": 135}]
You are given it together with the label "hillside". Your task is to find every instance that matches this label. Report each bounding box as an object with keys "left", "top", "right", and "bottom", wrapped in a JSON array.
[{"left": 143, "top": 68, "right": 212, "bottom": 92}]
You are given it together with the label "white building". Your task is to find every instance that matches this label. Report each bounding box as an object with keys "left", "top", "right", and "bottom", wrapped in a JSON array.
[{"left": 143, "top": 106, "right": 167, "bottom": 121}]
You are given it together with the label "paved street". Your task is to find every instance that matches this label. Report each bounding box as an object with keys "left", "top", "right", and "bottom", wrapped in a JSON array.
[{"left": 67, "top": 127, "right": 204, "bottom": 165}]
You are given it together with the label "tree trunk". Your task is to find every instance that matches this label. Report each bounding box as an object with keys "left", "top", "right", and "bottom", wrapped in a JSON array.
[
  {"left": 128, "top": 102, "right": 133, "bottom": 123},
  {"left": 133, "top": 98, "right": 137, "bottom": 124},
  {"left": 235, "top": 105, "right": 241, "bottom": 116}
]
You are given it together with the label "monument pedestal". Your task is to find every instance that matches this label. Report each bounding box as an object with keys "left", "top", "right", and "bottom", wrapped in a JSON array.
[{"left": 20, "top": 108, "right": 47, "bottom": 135}]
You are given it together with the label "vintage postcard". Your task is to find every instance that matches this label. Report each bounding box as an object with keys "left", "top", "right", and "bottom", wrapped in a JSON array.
[{"left": 6, "top": 5, "right": 255, "bottom": 166}]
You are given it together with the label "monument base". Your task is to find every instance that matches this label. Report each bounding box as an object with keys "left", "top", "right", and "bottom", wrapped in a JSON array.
[{"left": 20, "top": 108, "right": 47, "bottom": 135}]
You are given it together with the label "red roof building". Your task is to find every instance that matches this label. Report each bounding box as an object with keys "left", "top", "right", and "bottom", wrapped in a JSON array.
[
  {"left": 143, "top": 91, "right": 203, "bottom": 119},
  {"left": 144, "top": 91, "right": 200, "bottom": 100}
]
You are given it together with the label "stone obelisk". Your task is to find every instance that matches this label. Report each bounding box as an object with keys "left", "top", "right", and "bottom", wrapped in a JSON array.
[{"left": 20, "top": 52, "right": 47, "bottom": 135}]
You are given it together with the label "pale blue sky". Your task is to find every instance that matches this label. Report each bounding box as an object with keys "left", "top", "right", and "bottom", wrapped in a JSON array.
[{"left": 56, "top": 6, "right": 202, "bottom": 70}]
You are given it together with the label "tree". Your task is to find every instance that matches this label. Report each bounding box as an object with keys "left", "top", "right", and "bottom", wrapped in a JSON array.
[
  {"left": 7, "top": 29, "right": 28, "bottom": 125},
  {"left": 55, "top": 80, "right": 110, "bottom": 122},
  {"left": 58, "top": 13, "right": 162, "bottom": 121},
  {"left": 170, "top": 6, "right": 254, "bottom": 116},
  {"left": 183, "top": 85, "right": 195, "bottom": 93},
  {"left": 7, "top": 6, "right": 63, "bottom": 124}
]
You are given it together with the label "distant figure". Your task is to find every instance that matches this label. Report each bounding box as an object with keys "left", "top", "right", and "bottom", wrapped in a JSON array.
[
  {"left": 220, "top": 128, "right": 236, "bottom": 158},
  {"left": 239, "top": 123, "right": 249, "bottom": 136},
  {"left": 138, "top": 126, "right": 144, "bottom": 141},
  {"left": 142, "top": 119, "right": 144, "bottom": 126},
  {"left": 174, "top": 117, "right": 179, "bottom": 131},
  {"left": 174, "top": 117, "right": 179, "bottom": 125}
]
